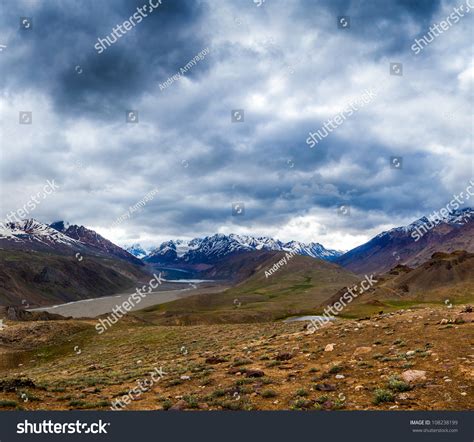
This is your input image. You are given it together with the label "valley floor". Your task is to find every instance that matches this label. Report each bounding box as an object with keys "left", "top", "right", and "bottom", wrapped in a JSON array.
[{"left": 0, "top": 306, "right": 472, "bottom": 411}]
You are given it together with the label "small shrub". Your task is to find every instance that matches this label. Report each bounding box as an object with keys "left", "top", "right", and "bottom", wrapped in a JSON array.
[
  {"left": 387, "top": 376, "right": 411, "bottom": 392},
  {"left": 328, "top": 364, "right": 344, "bottom": 374},
  {"left": 373, "top": 388, "right": 395, "bottom": 405},
  {"left": 161, "top": 399, "right": 172, "bottom": 410},
  {"left": 291, "top": 398, "right": 312, "bottom": 410},
  {"left": 261, "top": 389, "right": 277, "bottom": 398},
  {"left": 0, "top": 400, "right": 17, "bottom": 408},
  {"left": 183, "top": 395, "right": 199, "bottom": 409},
  {"left": 295, "top": 388, "right": 308, "bottom": 397},
  {"left": 232, "top": 358, "right": 252, "bottom": 367}
]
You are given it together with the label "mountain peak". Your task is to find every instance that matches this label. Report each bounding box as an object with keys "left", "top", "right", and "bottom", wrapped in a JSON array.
[{"left": 146, "top": 233, "right": 342, "bottom": 264}]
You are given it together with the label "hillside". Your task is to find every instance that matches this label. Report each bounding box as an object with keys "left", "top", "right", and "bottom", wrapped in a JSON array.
[
  {"left": 0, "top": 250, "right": 148, "bottom": 307},
  {"left": 133, "top": 251, "right": 359, "bottom": 325},
  {"left": 325, "top": 251, "right": 474, "bottom": 317}
]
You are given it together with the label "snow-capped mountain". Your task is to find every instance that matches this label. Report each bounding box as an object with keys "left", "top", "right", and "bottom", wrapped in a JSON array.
[
  {"left": 336, "top": 207, "right": 473, "bottom": 275},
  {"left": 0, "top": 219, "right": 142, "bottom": 265},
  {"left": 0, "top": 219, "right": 81, "bottom": 248},
  {"left": 376, "top": 207, "right": 473, "bottom": 238},
  {"left": 125, "top": 243, "right": 149, "bottom": 259},
  {"left": 145, "top": 233, "right": 343, "bottom": 265},
  {"left": 50, "top": 221, "right": 143, "bottom": 265}
]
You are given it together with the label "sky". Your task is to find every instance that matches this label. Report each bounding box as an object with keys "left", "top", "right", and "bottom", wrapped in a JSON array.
[{"left": 0, "top": 0, "right": 472, "bottom": 251}]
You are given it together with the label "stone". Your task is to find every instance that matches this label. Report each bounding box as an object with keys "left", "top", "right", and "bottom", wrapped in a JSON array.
[
  {"left": 324, "top": 343, "right": 335, "bottom": 352},
  {"left": 245, "top": 369, "right": 265, "bottom": 378},
  {"left": 335, "top": 374, "right": 345, "bottom": 379},
  {"left": 276, "top": 352, "right": 293, "bottom": 361},
  {"left": 315, "top": 383, "right": 336, "bottom": 391},
  {"left": 170, "top": 400, "right": 187, "bottom": 411},
  {"left": 401, "top": 369, "right": 426, "bottom": 384},
  {"left": 406, "top": 350, "right": 416, "bottom": 356}
]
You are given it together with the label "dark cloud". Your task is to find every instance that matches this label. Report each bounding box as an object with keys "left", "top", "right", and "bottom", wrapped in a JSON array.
[{"left": 0, "top": 0, "right": 471, "bottom": 250}]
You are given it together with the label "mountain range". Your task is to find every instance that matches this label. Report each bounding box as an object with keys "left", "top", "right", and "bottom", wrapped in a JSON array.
[
  {"left": 0, "top": 207, "right": 472, "bottom": 307},
  {"left": 141, "top": 234, "right": 344, "bottom": 266}
]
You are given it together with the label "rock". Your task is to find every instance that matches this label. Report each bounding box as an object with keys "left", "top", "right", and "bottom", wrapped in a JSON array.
[
  {"left": 322, "top": 400, "right": 334, "bottom": 409},
  {"left": 444, "top": 378, "right": 452, "bottom": 382},
  {"left": 353, "top": 346, "right": 372, "bottom": 357},
  {"left": 354, "top": 385, "right": 364, "bottom": 391},
  {"left": 205, "top": 356, "right": 227, "bottom": 364},
  {"left": 245, "top": 369, "right": 265, "bottom": 378},
  {"left": 440, "top": 319, "right": 449, "bottom": 325},
  {"left": 180, "top": 375, "right": 191, "bottom": 380},
  {"left": 276, "top": 352, "right": 293, "bottom": 361},
  {"left": 406, "top": 350, "right": 416, "bottom": 356},
  {"left": 198, "top": 403, "right": 209, "bottom": 410},
  {"left": 324, "top": 343, "right": 335, "bottom": 352},
  {"left": 462, "top": 305, "right": 472, "bottom": 313},
  {"left": 315, "top": 383, "right": 336, "bottom": 391},
  {"left": 401, "top": 369, "right": 426, "bottom": 384},
  {"left": 335, "top": 374, "right": 345, "bottom": 379},
  {"left": 170, "top": 400, "right": 187, "bottom": 411}
]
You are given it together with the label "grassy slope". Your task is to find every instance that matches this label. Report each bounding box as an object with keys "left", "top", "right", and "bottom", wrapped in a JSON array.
[
  {"left": 132, "top": 253, "right": 360, "bottom": 325},
  {"left": 0, "top": 306, "right": 472, "bottom": 411}
]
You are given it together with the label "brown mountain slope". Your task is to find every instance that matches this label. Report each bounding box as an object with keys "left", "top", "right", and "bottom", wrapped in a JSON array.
[
  {"left": 0, "top": 250, "right": 149, "bottom": 307},
  {"left": 325, "top": 251, "right": 474, "bottom": 317},
  {"left": 336, "top": 210, "right": 473, "bottom": 275}
]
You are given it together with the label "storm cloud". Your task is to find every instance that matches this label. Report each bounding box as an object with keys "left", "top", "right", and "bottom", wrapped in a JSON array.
[{"left": 0, "top": 0, "right": 472, "bottom": 250}]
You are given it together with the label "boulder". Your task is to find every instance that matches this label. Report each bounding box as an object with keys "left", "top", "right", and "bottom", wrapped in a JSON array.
[{"left": 401, "top": 370, "right": 426, "bottom": 384}]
